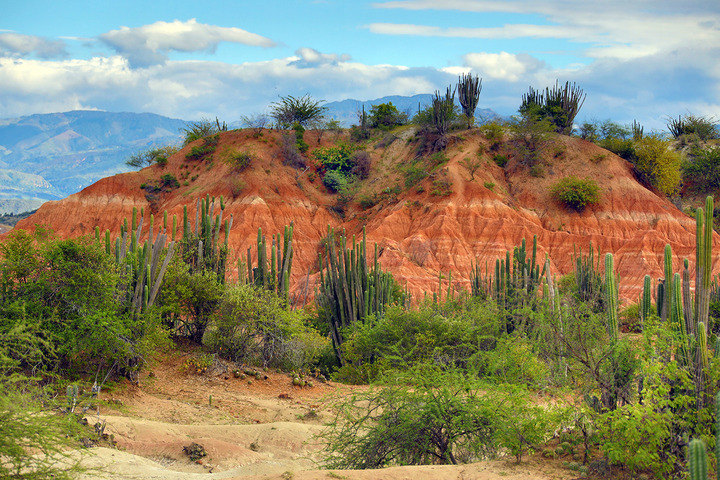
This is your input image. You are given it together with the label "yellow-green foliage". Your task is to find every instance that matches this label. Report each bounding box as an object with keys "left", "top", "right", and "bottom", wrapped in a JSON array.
[{"left": 632, "top": 135, "right": 681, "bottom": 196}]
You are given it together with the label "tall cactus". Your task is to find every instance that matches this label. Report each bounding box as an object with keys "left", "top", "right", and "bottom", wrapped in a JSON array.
[
  {"left": 641, "top": 275, "right": 652, "bottom": 323},
  {"left": 604, "top": 253, "right": 618, "bottom": 343},
  {"left": 317, "top": 228, "right": 398, "bottom": 364},
  {"left": 243, "top": 223, "right": 294, "bottom": 304},
  {"left": 457, "top": 73, "right": 482, "bottom": 128}
]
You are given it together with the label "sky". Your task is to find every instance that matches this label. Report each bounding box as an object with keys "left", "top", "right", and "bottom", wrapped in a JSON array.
[{"left": 1, "top": 0, "right": 718, "bottom": 129}]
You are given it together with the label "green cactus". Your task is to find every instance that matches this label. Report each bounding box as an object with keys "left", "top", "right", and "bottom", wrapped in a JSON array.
[
  {"left": 688, "top": 438, "right": 708, "bottom": 480},
  {"left": 317, "top": 228, "right": 398, "bottom": 364},
  {"left": 604, "top": 253, "right": 618, "bottom": 343},
  {"left": 641, "top": 275, "right": 652, "bottom": 323},
  {"left": 662, "top": 244, "right": 673, "bottom": 321}
]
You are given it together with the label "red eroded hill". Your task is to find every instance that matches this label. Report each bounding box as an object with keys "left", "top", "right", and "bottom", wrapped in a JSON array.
[{"left": 15, "top": 127, "right": 718, "bottom": 303}]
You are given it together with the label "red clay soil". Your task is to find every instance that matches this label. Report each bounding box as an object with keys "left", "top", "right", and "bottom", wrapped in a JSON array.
[{"left": 15, "top": 127, "right": 718, "bottom": 303}]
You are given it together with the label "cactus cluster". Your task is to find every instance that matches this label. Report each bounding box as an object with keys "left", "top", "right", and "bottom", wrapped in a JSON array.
[
  {"left": 493, "top": 236, "right": 543, "bottom": 312},
  {"left": 240, "top": 223, "right": 294, "bottom": 304},
  {"left": 103, "top": 206, "right": 176, "bottom": 314},
  {"left": 316, "top": 228, "right": 396, "bottom": 364},
  {"left": 181, "top": 194, "right": 233, "bottom": 281}
]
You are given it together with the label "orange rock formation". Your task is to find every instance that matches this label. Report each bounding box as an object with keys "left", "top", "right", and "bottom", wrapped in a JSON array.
[{"left": 16, "top": 128, "right": 717, "bottom": 304}]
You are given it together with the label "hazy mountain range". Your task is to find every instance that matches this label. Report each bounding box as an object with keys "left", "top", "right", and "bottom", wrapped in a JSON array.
[{"left": 0, "top": 97, "right": 499, "bottom": 214}]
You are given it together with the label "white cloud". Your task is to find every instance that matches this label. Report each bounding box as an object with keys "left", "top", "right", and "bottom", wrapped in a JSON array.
[
  {"left": 99, "top": 19, "right": 276, "bottom": 68},
  {"left": 289, "top": 47, "right": 351, "bottom": 68},
  {"left": 371, "top": 1, "right": 720, "bottom": 61},
  {"left": 0, "top": 33, "right": 67, "bottom": 59},
  {"left": 0, "top": 52, "right": 453, "bottom": 120},
  {"left": 464, "top": 52, "right": 545, "bottom": 81}
]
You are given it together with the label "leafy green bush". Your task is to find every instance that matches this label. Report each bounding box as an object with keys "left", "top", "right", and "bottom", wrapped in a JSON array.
[
  {"left": 126, "top": 146, "right": 177, "bottom": 169},
  {"left": 0, "top": 228, "right": 167, "bottom": 375},
  {"left": 185, "top": 134, "right": 218, "bottom": 160},
  {"left": 335, "top": 304, "right": 500, "bottom": 383},
  {"left": 471, "top": 336, "right": 549, "bottom": 386},
  {"left": 492, "top": 154, "right": 508, "bottom": 167},
  {"left": 160, "top": 173, "right": 179, "bottom": 189},
  {"left": 270, "top": 94, "right": 327, "bottom": 128},
  {"left": 322, "top": 366, "right": 563, "bottom": 468},
  {"left": 551, "top": 176, "right": 600, "bottom": 211},
  {"left": 369, "top": 102, "right": 407, "bottom": 130},
  {"left": 322, "top": 170, "right": 349, "bottom": 193},
  {"left": 181, "top": 118, "right": 224, "bottom": 145},
  {"left": 314, "top": 144, "right": 357, "bottom": 174},
  {"left": 682, "top": 147, "right": 720, "bottom": 193},
  {"left": 223, "top": 149, "right": 254, "bottom": 172},
  {"left": 203, "top": 284, "right": 326, "bottom": 370},
  {"left": 632, "top": 135, "right": 681, "bottom": 195}
]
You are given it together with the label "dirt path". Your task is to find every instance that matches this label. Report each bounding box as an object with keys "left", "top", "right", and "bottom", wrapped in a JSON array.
[{"left": 77, "top": 348, "right": 577, "bottom": 480}]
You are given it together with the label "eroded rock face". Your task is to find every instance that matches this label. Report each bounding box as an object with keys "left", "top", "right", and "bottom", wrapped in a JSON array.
[{"left": 16, "top": 129, "right": 716, "bottom": 304}]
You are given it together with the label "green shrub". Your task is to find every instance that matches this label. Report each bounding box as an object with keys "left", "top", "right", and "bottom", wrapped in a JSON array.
[
  {"left": 181, "top": 118, "right": 222, "bottom": 145},
  {"left": 185, "top": 134, "right": 219, "bottom": 160},
  {"left": 492, "top": 154, "right": 508, "bottom": 167},
  {"left": 600, "top": 137, "right": 636, "bottom": 161},
  {"left": 551, "top": 176, "right": 600, "bottom": 211},
  {"left": 369, "top": 102, "right": 407, "bottom": 130},
  {"left": 314, "top": 144, "right": 357, "bottom": 174},
  {"left": 472, "top": 336, "right": 549, "bottom": 386},
  {"left": 223, "top": 149, "right": 254, "bottom": 172},
  {"left": 682, "top": 147, "right": 720, "bottom": 193},
  {"left": 203, "top": 284, "right": 326, "bottom": 370},
  {"left": 126, "top": 146, "right": 177, "bottom": 169},
  {"left": 322, "top": 366, "right": 563, "bottom": 468},
  {"left": 632, "top": 135, "right": 681, "bottom": 195},
  {"left": 160, "top": 173, "right": 180, "bottom": 189},
  {"left": 403, "top": 163, "right": 429, "bottom": 188},
  {"left": 322, "top": 169, "right": 349, "bottom": 193},
  {"left": 336, "top": 304, "right": 501, "bottom": 383}
]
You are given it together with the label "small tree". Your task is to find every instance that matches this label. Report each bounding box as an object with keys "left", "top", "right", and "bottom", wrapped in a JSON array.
[
  {"left": 457, "top": 73, "right": 482, "bottom": 128},
  {"left": 126, "top": 146, "right": 177, "bottom": 169},
  {"left": 551, "top": 176, "right": 601, "bottom": 211},
  {"left": 270, "top": 94, "right": 327, "bottom": 128},
  {"left": 369, "top": 102, "right": 406, "bottom": 130}
]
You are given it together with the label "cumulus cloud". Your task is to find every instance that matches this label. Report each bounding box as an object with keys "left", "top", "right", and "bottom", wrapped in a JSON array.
[
  {"left": 99, "top": 19, "right": 276, "bottom": 68},
  {"left": 289, "top": 47, "right": 351, "bottom": 68},
  {"left": 0, "top": 52, "right": 453, "bottom": 120},
  {"left": 0, "top": 33, "right": 67, "bottom": 59},
  {"left": 463, "top": 52, "right": 545, "bottom": 81}
]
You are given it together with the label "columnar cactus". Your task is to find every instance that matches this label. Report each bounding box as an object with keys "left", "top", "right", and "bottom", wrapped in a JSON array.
[{"left": 604, "top": 253, "right": 618, "bottom": 343}]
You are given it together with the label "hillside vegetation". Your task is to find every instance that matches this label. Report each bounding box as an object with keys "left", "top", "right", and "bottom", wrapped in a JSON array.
[{"left": 4, "top": 82, "right": 720, "bottom": 479}]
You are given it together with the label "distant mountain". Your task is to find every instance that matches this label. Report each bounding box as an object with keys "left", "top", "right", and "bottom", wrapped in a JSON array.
[
  {"left": 323, "top": 94, "right": 501, "bottom": 127},
  {"left": 0, "top": 110, "right": 186, "bottom": 213}
]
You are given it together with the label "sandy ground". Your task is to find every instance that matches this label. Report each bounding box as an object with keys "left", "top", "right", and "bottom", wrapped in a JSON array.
[{"left": 75, "top": 347, "right": 578, "bottom": 480}]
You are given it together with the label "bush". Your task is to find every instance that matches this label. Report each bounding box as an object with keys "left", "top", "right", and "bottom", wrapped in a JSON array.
[
  {"left": 369, "top": 102, "right": 407, "bottom": 130},
  {"left": 322, "top": 169, "right": 349, "bottom": 193},
  {"left": 203, "top": 284, "right": 326, "bottom": 369},
  {"left": 185, "top": 134, "right": 218, "bottom": 161},
  {"left": 632, "top": 135, "right": 681, "bottom": 195},
  {"left": 322, "top": 366, "right": 562, "bottom": 468},
  {"left": 336, "top": 304, "right": 500, "bottom": 383},
  {"left": 682, "top": 147, "right": 720, "bottom": 193},
  {"left": 270, "top": 94, "right": 327, "bottom": 128},
  {"left": 492, "top": 154, "right": 508, "bottom": 167},
  {"left": 160, "top": 173, "right": 179, "bottom": 189},
  {"left": 223, "top": 149, "right": 254, "bottom": 172},
  {"left": 126, "top": 146, "right": 177, "bottom": 169},
  {"left": 314, "top": 144, "right": 357, "bottom": 174},
  {"left": 551, "top": 176, "right": 600, "bottom": 211},
  {"left": 181, "top": 118, "right": 224, "bottom": 145}
]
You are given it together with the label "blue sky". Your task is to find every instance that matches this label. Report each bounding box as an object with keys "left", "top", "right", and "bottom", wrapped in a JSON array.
[{"left": 1, "top": 0, "right": 718, "bottom": 129}]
